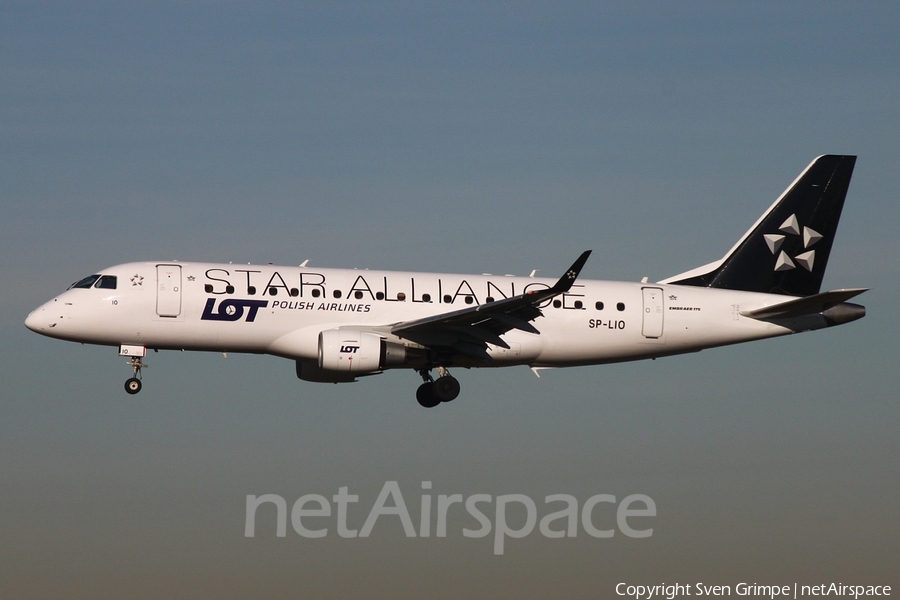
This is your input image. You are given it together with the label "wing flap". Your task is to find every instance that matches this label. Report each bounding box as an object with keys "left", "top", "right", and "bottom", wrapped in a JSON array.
[
  {"left": 446, "top": 324, "right": 511, "bottom": 349},
  {"left": 483, "top": 311, "right": 540, "bottom": 335}
]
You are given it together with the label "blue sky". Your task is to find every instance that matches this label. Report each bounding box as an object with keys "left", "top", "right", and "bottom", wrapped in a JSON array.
[{"left": 2, "top": 2, "right": 898, "bottom": 597}]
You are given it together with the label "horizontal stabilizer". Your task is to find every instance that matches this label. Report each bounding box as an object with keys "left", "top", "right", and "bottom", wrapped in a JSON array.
[{"left": 740, "top": 288, "right": 868, "bottom": 320}]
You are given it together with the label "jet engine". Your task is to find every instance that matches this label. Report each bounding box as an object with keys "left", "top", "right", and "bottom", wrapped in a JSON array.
[
  {"left": 296, "top": 329, "right": 414, "bottom": 383},
  {"left": 319, "top": 329, "right": 388, "bottom": 372}
]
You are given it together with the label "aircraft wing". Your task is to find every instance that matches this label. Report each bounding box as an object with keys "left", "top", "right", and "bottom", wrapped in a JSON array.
[{"left": 390, "top": 251, "right": 592, "bottom": 361}]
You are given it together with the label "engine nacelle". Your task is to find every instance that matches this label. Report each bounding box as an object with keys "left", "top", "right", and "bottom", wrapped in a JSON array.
[
  {"left": 295, "top": 360, "right": 358, "bottom": 383},
  {"left": 295, "top": 329, "right": 420, "bottom": 383},
  {"left": 319, "top": 329, "right": 384, "bottom": 372},
  {"left": 317, "top": 328, "right": 411, "bottom": 373}
]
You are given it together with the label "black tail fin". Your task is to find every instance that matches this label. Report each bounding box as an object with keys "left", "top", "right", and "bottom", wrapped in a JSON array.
[{"left": 662, "top": 155, "right": 857, "bottom": 297}]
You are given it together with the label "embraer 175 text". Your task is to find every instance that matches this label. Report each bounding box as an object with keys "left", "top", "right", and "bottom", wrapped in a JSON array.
[{"left": 26, "top": 156, "right": 867, "bottom": 407}]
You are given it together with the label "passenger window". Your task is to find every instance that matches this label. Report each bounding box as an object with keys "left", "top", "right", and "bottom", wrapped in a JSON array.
[
  {"left": 95, "top": 275, "right": 118, "bottom": 290},
  {"left": 69, "top": 275, "right": 100, "bottom": 289}
]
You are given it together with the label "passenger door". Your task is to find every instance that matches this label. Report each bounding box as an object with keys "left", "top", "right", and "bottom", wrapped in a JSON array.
[{"left": 156, "top": 264, "right": 182, "bottom": 317}]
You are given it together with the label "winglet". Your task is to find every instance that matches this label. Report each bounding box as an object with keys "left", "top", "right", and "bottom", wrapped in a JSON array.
[{"left": 548, "top": 250, "right": 592, "bottom": 294}]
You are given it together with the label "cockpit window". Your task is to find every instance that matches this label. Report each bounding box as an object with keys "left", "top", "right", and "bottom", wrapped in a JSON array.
[
  {"left": 95, "top": 275, "right": 117, "bottom": 289},
  {"left": 69, "top": 274, "right": 101, "bottom": 289}
]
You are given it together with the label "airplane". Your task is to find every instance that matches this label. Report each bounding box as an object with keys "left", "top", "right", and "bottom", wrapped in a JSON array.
[{"left": 25, "top": 155, "right": 867, "bottom": 408}]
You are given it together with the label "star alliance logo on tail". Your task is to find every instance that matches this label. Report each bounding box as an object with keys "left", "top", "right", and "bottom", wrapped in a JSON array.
[{"left": 763, "top": 213, "right": 823, "bottom": 272}]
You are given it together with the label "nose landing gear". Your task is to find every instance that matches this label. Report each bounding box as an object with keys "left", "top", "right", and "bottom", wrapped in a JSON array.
[
  {"left": 416, "top": 367, "right": 460, "bottom": 408},
  {"left": 124, "top": 355, "right": 147, "bottom": 395}
]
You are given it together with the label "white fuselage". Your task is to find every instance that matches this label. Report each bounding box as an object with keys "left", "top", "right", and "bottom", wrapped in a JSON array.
[{"left": 25, "top": 261, "right": 823, "bottom": 371}]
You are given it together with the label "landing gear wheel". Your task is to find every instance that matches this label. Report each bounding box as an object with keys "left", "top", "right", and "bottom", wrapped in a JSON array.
[
  {"left": 125, "top": 377, "right": 142, "bottom": 395},
  {"left": 433, "top": 375, "right": 460, "bottom": 402},
  {"left": 416, "top": 382, "right": 440, "bottom": 408}
]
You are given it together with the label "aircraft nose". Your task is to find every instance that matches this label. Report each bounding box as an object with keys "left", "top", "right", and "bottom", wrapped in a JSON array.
[
  {"left": 25, "top": 301, "right": 57, "bottom": 333},
  {"left": 25, "top": 306, "right": 45, "bottom": 332}
]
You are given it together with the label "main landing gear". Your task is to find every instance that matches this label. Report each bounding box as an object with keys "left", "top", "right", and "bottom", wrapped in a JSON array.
[
  {"left": 416, "top": 367, "right": 460, "bottom": 408},
  {"left": 124, "top": 356, "right": 147, "bottom": 395}
]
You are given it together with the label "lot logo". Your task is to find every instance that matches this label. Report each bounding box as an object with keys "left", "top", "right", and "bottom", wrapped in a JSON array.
[{"left": 201, "top": 298, "right": 268, "bottom": 322}]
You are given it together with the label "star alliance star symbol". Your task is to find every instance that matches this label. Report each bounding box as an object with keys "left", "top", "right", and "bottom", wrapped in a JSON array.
[
  {"left": 187, "top": 276, "right": 196, "bottom": 281},
  {"left": 131, "top": 274, "right": 144, "bottom": 286},
  {"left": 566, "top": 270, "right": 576, "bottom": 279},
  {"left": 764, "top": 214, "right": 822, "bottom": 272}
]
